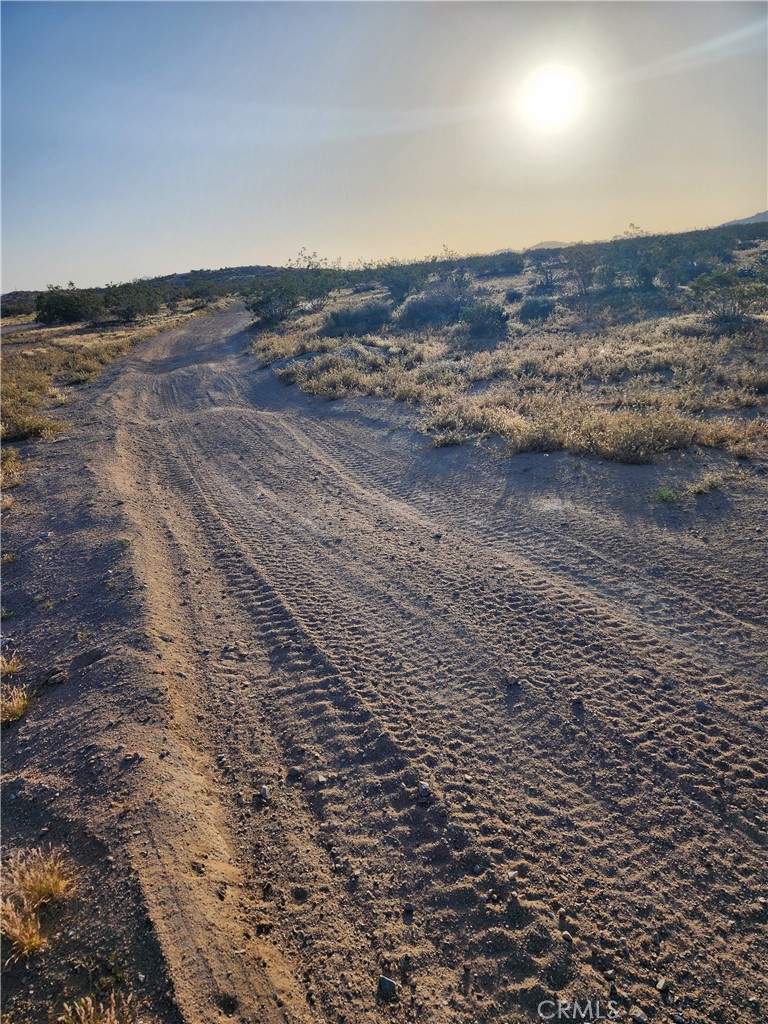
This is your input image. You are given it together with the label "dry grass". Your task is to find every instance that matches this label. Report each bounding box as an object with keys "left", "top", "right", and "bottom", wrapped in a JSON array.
[
  {"left": 1, "top": 682, "right": 31, "bottom": 724},
  {"left": 1, "top": 898, "right": 48, "bottom": 959},
  {"left": 256, "top": 273, "right": 768, "bottom": 463},
  {"left": 1, "top": 651, "right": 24, "bottom": 676},
  {"left": 1, "top": 847, "right": 76, "bottom": 961},
  {"left": 1, "top": 447, "right": 23, "bottom": 488},
  {"left": 57, "top": 993, "right": 135, "bottom": 1024},
  {"left": 1, "top": 305, "right": 213, "bottom": 442},
  {"left": 5, "top": 846, "right": 76, "bottom": 906}
]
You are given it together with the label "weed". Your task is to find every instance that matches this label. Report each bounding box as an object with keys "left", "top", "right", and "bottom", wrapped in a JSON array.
[
  {"left": 5, "top": 847, "right": 76, "bottom": 906},
  {"left": 1, "top": 606, "right": 15, "bottom": 620},
  {"left": 1, "top": 898, "right": 47, "bottom": 959},
  {"left": 2, "top": 552, "right": 16, "bottom": 564},
  {"left": 117, "top": 538, "right": 131, "bottom": 550},
  {"left": 651, "top": 486, "right": 684, "bottom": 503},
  {"left": 1, "top": 652, "right": 23, "bottom": 675},
  {"left": 58, "top": 993, "right": 135, "bottom": 1024},
  {"left": 687, "top": 472, "right": 723, "bottom": 495},
  {"left": 1, "top": 447, "right": 23, "bottom": 488}
]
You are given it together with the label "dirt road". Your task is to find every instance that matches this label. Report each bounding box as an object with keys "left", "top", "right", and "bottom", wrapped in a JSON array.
[{"left": 3, "top": 305, "right": 766, "bottom": 1023}]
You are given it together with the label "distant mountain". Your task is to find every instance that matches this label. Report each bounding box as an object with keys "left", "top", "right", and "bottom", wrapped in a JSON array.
[
  {"left": 526, "top": 240, "right": 568, "bottom": 250},
  {"left": 719, "top": 211, "right": 768, "bottom": 228}
]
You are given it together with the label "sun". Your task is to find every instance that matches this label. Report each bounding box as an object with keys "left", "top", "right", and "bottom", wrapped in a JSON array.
[{"left": 518, "top": 65, "right": 585, "bottom": 132}]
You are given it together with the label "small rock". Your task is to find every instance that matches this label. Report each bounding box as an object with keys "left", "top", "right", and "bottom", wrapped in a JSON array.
[
  {"left": 316, "top": 774, "right": 328, "bottom": 787},
  {"left": 417, "top": 781, "right": 431, "bottom": 798},
  {"left": 287, "top": 765, "right": 302, "bottom": 779},
  {"left": 561, "top": 931, "right": 574, "bottom": 943},
  {"left": 695, "top": 699, "right": 708, "bottom": 712},
  {"left": 260, "top": 785, "right": 269, "bottom": 801},
  {"left": 656, "top": 976, "right": 669, "bottom": 992},
  {"left": 629, "top": 1008, "right": 648, "bottom": 1024},
  {"left": 378, "top": 975, "right": 398, "bottom": 1000},
  {"left": 404, "top": 901, "right": 414, "bottom": 913}
]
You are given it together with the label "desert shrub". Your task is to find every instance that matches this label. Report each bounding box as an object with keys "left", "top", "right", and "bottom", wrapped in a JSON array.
[
  {"left": 505, "top": 288, "right": 524, "bottom": 304},
  {"left": 470, "top": 251, "right": 525, "bottom": 278},
  {"left": 1, "top": 292, "right": 37, "bottom": 317},
  {"left": 459, "top": 303, "right": 509, "bottom": 342},
  {"left": 245, "top": 276, "right": 300, "bottom": 326},
  {"left": 375, "top": 262, "right": 429, "bottom": 303},
  {"left": 103, "top": 282, "right": 162, "bottom": 323},
  {"left": 519, "top": 298, "right": 554, "bottom": 323},
  {"left": 397, "top": 285, "right": 474, "bottom": 330},
  {"left": 321, "top": 302, "right": 391, "bottom": 338},
  {"left": 36, "top": 284, "right": 104, "bottom": 325}
]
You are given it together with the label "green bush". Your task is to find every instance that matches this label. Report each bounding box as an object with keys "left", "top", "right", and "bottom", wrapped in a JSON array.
[
  {"left": 504, "top": 288, "right": 524, "bottom": 304},
  {"left": 518, "top": 298, "right": 554, "bottom": 323},
  {"left": 470, "top": 251, "right": 525, "bottom": 278},
  {"left": 459, "top": 303, "right": 509, "bottom": 341},
  {"left": 36, "top": 284, "right": 104, "bottom": 325},
  {"left": 375, "top": 263, "right": 429, "bottom": 303},
  {"left": 321, "top": 302, "right": 392, "bottom": 337}
]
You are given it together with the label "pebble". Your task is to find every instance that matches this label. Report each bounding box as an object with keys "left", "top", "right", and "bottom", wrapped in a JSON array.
[
  {"left": 404, "top": 901, "right": 414, "bottom": 913},
  {"left": 260, "top": 785, "right": 269, "bottom": 801},
  {"left": 629, "top": 1008, "right": 648, "bottom": 1024},
  {"left": 316, "top": 774, "right": 328, "bottom": 787},
  {"left": 417, "top": 781, "right": 431, "bottom": 798},
  {"left": 287, "top": 766, "right": 302, "bottom": 779},
  {"left": 561, "top": 931, "right": 574, "bottom": 942},
  {"left": 695, "top": 699, "right": 708, "bottom": 712},
  {"left": 378, "top": 976, "right": 398, "bottom": 1000},
  {"left": 656, "top": 976, "right": 669, "bottom": 992}
]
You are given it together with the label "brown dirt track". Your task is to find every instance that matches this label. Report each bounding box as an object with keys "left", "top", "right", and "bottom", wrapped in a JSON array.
[{"left": 2, "top": 304, "right": 766, "bottom": 1024}]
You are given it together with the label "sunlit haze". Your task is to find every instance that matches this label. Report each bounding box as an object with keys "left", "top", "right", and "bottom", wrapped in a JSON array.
[{"left": 2, "top": 1, "right": 766, "bottom": 290}]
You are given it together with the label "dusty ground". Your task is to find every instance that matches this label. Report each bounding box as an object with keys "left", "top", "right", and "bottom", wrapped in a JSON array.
[{"left": 2, "top": 303, "right": 767, "bottom": 1024}]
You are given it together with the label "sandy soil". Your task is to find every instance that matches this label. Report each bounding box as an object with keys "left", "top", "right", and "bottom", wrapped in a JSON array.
[{"left": 2, "top": 304, "right": 766, "bottom": 1024}]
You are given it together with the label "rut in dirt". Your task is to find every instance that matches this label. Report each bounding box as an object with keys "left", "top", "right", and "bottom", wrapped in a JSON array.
[{"left": 65, "top": 305, "right": 768, "bottom": 1022}]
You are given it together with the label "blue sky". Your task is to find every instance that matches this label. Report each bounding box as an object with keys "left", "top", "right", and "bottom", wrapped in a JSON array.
[{"left": 2, "top": 1, "right": 766, "bottom": 290}]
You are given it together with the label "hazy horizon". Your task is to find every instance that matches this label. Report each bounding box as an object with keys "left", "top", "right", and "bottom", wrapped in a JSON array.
[{"left": 2, "top": 1, "right": 766, "bottom": 292}]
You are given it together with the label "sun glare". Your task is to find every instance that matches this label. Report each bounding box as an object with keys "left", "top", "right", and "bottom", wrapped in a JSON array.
[{"left": 518, "top": 65, "right": 585, "bottom": 132}]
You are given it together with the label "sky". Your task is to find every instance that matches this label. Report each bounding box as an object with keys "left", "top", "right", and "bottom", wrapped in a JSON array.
[{"left": 2, "top": 1, "right": 766, "bottom": 291}]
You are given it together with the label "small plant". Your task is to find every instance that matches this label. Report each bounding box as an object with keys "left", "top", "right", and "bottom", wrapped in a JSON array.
[
  {"left": 504, "top": 287, "right": 524, "bottom": 304},
  {"left": 5, "top": 847, "right": 76, "bottom": 906},
  {"left": 1, "top": 606, "right": 15, "bottom": 621},
  {"left": 1, "top": 898, "right": 47, "bottom": 959},
  {"left": 2, "top": 847, "right": 76, "bottom": 960},
  {"left": 0, "top": 447, "right": 23, "bottom": 488},
  {"left": 518, "top": 297, "right": 554, "bottom": 323},
  {"left": 687, "top": 473, "right": 723, "bottom": 495},
  {"left": 2, "top": 552, "right": 16, "bottom": 564},
  {"left": 651, "top": 486, "right": 684, "bottom": 503},
  {"left": 117, "top": 538, "right": 131, "bottom": 550},
  {"left": 1, "top": 651, "right": 23, "bottom": 676},
  {"left": 1, "top": 684, "right": 30, "bottom": 724},
  {"left": 58, "top": 992, "right": 135, "bottom": 1024}
]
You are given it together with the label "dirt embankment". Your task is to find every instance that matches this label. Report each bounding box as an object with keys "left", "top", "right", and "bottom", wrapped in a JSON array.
[{"left": 2, "top": 304, "right": 766, "bottom": 1023}]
